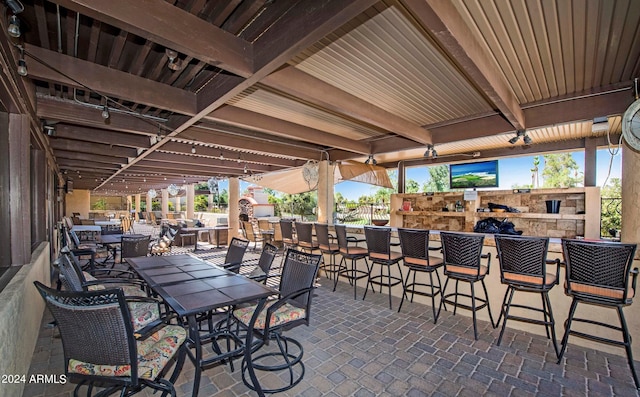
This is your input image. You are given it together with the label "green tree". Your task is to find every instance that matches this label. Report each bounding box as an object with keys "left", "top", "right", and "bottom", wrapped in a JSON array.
[
  {"left": 405, "top": 179, "right": 420, "bottom": 193},
  {"left": 334, "top": 192, "right": 346, "bottom": 206},
  {"left": 92, "top": 198, "right": 107, "bottom": 210},
  {"left": 194, "top": 195, "right": 208, "bottom": 212},
  {"left": 601, "top": 177, "right": 621, "bottom": 237},
  {"left": 281, "top": 191, "right": 317, "bottom": 220},
  {"left": 542, "top": 153, "right": 581, "bottom": 188},
  {"left": 422, "top": 165, "right": 449, "bottom": 192}
]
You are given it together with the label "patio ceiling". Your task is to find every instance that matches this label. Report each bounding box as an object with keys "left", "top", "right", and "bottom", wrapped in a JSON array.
[{"left": 3, "top": 0, "right": 639, "bottom": 194}]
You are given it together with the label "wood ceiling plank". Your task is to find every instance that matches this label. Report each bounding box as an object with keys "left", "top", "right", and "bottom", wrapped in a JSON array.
[
  {"left": 53, "top": 149, "right": 128, "bottom": 164},
  {"left": 49, "top": 138, "right": 139, "bottom": 158},
  {"left": 160, "top": 141, "right": 302, "bottom": 167},
  {"left": 143, "top": 152, "right": 278, "bottom": 173},
  {"left": 57, "top": 158, "right": 120, "bottom": 171},
  {"left": 49, "top": 0, "right": 253, "bottom": 77},
  {"left": 108, "top": 31, "right": 128, "bottom": 69},
  {"left": 262, "top": 66, "right": 432, "bottom": 145},
  {"left": 207, "top": 105, "right": 371, "bottom": 154},
  {"left": 54, "top": 124, "right": 152, "bottom": 148},
  {"left": 180, "top": 126, "right": 323, "bottom": 160},
  {"left": 402, "top": 0, "right": 525, "bottom": 130},
  {"left": 131, "top": 161, "right": 249, "bottom": 175},
  {"left": 26, "top": 45, "right": 197, "bottom": 115}
]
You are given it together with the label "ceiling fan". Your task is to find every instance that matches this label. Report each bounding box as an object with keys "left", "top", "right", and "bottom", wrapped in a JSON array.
[{"left": 622, "top": 78, "right": 640, "bottom": 151}]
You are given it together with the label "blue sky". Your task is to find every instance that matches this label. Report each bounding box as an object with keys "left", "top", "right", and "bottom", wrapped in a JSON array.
[{"left": 213, "top": 149, "right": 621, "bottom": 201}]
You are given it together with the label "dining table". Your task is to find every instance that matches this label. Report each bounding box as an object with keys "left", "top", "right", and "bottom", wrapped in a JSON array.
[
  {"left": 126, "top": 254, "right": 275, "bottom": 397},
  {"left": 181, "top": 226, "right": 229, "bottom": 250}
]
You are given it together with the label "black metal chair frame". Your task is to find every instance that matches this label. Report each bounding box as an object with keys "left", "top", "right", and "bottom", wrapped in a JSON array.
[
  {"left": 219, "top": 237, "right": 250, "bottom": 272},
  {"left": 33, "top": 281, "right": 186, "bottom": 397},
  {"left": 363, "top": 226, "right": 406, "bottom": 310},
  {"left": 120, "top": 234, "right": 151, "bottom": 263},
  {"left": 397, "top": 228, "right": 445, "bottom": 321},
  {"left": 494, "top": 235, "right": 560, "bottom": 357},
  {"left": 436, "top": 232, "right": 496, "bottom": 340},
  {"left": 233, "top": 249, "right": 322, "bottom": 393},
  {"left": 279, "top": 220, "right": 298, "bottom": 250},
  {"left": 333, "top": 224, "right": 371, "bottom": 300},
  {"left": 557, "top": 238, "right": 640, "bottom": 389}
]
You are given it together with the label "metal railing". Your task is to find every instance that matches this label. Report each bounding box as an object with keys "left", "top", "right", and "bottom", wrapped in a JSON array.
[
  {"left": 335, "top": 202, "right": 390, "bottom": 225},
  {"left": 601, "top": 197, "right": 621, "bottom": 239}
]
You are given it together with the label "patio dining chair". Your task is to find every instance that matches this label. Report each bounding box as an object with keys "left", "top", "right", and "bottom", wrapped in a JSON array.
[
  {"left": 558, "top": 239, "right": 640, "bottom": 389},
  {"left": 120, "top": 234, "right": 151, "bottom": 263},
  {"left": 242, "top": 220, "right": 265, "bottom": 250},
  {"left": 34, "top": 282, "right": 187, "bottom": 397},
  {"left": 232, "top": 249, "right": 322, "bottom": 393}
]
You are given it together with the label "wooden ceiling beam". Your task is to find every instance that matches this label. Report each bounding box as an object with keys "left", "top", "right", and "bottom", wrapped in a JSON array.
[
  {"left": 261, "top": 66, "right": 432, "bottom": 145},
  {"left": 49, "top": 138, "right": 139, "bottom": 158},
  {"left": 58, "top": 158, "right": 120, "bottom": 171},
  {"left": 206, "top": 105, "right": 370, "bottom": 155},
  {"left": 53, "top": 149, "right": 128, "bottom": 164},
  {"left": 128, "top": 162, "right": 245, "bottom": 176},
  {"left": 54, "top": 124, "right": 153, "bottom": 148},
  {"left": 141, "top": 152, "right": 278, "bottom": 173},
  {"left": 402, "top": 0, "right": 525, "bottom": 131},
  {"left": 25, "top": 45, "right": 197, "bottom": 115},
  {"left": 48, "top": 0, "right": 253, "bottom": 77},
  {"left": 36, "top": 96, "right": 159, "bottom": 135},
  {"left": 180, "top": 126, "right": 322, "bottom": 160}
]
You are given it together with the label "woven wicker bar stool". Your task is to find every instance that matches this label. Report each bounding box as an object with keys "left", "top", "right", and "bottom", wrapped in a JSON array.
[
  {"left": 315, "top": 222, "right": 341, "bottom": 280},
  {"left": 494, "top": 235, "right": 560, "bottom": 357},
  {"left": 363, "top": 226, "right": 405, "bottom": 310},
  {"left": 436, "top": 232, "right": 495, "bottom": 340},
  {"left": 280, "top": 219, "right": 298, "bottom": 249},
  {"left": 333, "top": 224, "right": 371, "bottom": 299},
  {"left": 558, "top": 239, "right": 640, "bottom": 389},
  {"left": 397, "top": 228, "right": 445, "bottom": 321}
]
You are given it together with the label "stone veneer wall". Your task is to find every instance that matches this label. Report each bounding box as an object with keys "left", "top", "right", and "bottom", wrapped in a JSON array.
[{"left": 0, "top": 242, "right": 50, "bottom": 397}]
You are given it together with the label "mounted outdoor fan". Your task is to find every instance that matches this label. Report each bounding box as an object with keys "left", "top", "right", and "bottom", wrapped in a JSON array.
[{"left": 622, "top": 78, "right": 640, "bottom": 151}]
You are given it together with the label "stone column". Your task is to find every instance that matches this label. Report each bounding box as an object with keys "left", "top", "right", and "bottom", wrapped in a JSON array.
[
  {"left": 135, "top": 194, "right": 141, "bottom": 221},
  {"left": 161, "top": 189, "right": 169, "bottom": 217},
  {"left": 175, "top": 196, "right": 181, "bottom": 214},
  {"left": 186, "top": 184, "right": 195, "bottom": 219},
  {"left": 126, "top": 195, "right": 133, "bottom": 215},
  {"left": 229, "top": 178, "right": 241, "bottom": 241},
  {"left": 621, "top": 143, "right": 640, "bottom": 244},
  {"left": 317, "top": 161, "right": 334, "bottom": 223}
]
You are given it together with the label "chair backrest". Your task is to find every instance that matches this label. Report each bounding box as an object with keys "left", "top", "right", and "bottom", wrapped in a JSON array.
[
  {"left": 81, "top": 219, "right": 95, "bottom": 225},
  {"left": 225, "top": 237, "right": 250, "bottom": 267},
  {"left": 121, "top": 235, "right": 151, "bottom": 260},
  {"left": 257, "top": 243, "right": 279, "bottom": 274},
  {"left": 71, "top": 216, "right": 82, "bottom": 225},
  {"left": 334, "top": 224, "right": 352, "bottom": 251},
  {"left": 562, "top": 239, "right": 637, "bottom": 303},
  {"left": 279, "top": 249, "right": 322, "bottom": 309},
  {"left": 440, "top": 232, "right": 485, "bottom": 276},
  {"left": 295, "top": 222, "right": 314, "bottom": 244},
  {"left": 242, "top": 221, "right": 258, "bottom": 241},
  {"left": 33, "top": 282, "right": 138, "bottom": 384},
  {"left": 121, "top": 217, "right": 132, "bottom": 233},
  {"left": 495, "top": 235, "right": 550, "bottom": 285},
  {"left": 280, "top": 220, "right": 295, "bottom": 240},
  {"left": 57, "top": 254, "right": 86, "bottom": 292},
  {"left": 364, "top": 226, "right": 392, "bottom": 257},
  {"left": 314, "top": 223, "right": 332, "bottom": 248},
  {"left": 257, "top": 219, "right": 271, "bottom": 231},
  {"left": 272, "top": 222, "right": 283, "bottom": 242},
  {"left": 398, "top": 228, "right": 432, "bottom": 260},
  {"left": 68, "top": 229, "right": 82, "bottom": 248}
]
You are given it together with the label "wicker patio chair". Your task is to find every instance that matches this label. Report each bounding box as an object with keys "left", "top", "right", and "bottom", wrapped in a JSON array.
[
  {"left": 363, "top": 226, "right": 405, "bottom": 310},
  {"left": 494, "top": 235, "right": 560, "bottom": 357},
  {"left": 217, "top": 237, "right": 249, "bottom": 271},
  {"left": 34, "top": 282, "right": 187, "bottom": 397},
  {"left": 436, "top": 232, "right": 496, "bottom": 340},
  {"left": 397, "top": 228, "right": 445, "bottom": 321},
  {"left": 242, "top": 220, "right": 265, "bottom": 250},
  {"left": 333, "top": 224, "right": 371, "bottom": 300},
  {"left": 120, "top": 234, "right": 151, "bottom": 263},
  {"left": 558, "top": 239, "right": 639, "bottom": 389},
  {"left": 245, "top": 243, "right": 280, "bottom": 284},
  {"left": 232, "top": 249, "right": 322, "bottom": 393}
]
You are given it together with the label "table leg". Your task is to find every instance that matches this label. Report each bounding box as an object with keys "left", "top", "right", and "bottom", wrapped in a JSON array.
[
  {"left": 188, "top": 316, "right": 203, "bottom": 397},
  {"left": 245, "top": 298, "right": 267, "bottom": 397}
]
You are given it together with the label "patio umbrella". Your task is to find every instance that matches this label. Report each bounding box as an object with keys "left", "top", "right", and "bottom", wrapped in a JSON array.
[{"left": 242, "top": 161, "right": 393, "bottom": 194}]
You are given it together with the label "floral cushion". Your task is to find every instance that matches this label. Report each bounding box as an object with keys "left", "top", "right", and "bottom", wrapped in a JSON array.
[
  {"left": 233, "top": 300, "right": 306, "bottom": 330},
  {"left": 68, "top": 324, "right": 186, "bottom": 380}
]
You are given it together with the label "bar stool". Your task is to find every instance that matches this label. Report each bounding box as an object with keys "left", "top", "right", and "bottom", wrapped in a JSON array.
[
  {"left": 397, "top": 228, "right": 445, "bottom": 321},
  {"left": 494, "top": 235, "right": 560, "bottom": 357},
  {"left": 363, "top": 226, "right": 405, "bottom": 310},
  {"left": 558, "top": 239, "right": 640, "bottom": 389},
  {"left": 333, "top": 224, "right": 371, "bottom": 299},
  {"left": 314, "top": 222, "right": 340, "bottom": 280},
  {"left": 436, "top": 232, "right": 495, "bottom": 340},
  {"left": 279, "top": 219, "right": 297, "bottom": 249},
  {"left": 295, "top": 222, "right": 319, "bottom": 254}
]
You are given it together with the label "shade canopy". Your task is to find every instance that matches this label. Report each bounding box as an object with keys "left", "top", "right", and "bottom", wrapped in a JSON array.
[{"left": 242, "top": 161, "right": 393, "bottom": 194}]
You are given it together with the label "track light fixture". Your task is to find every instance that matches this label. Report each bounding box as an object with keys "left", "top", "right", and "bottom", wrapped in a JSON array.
[
  {"left": 165, "top": 48, "right": 184, "bottom": 71},
  {"left": 7, "top": 14, "right": 20, "bottom": 38},
  {"left": 43, "top": 125, "right": 56, "bottom": 137},
  {"left": 191, "top": 145, "right": 196, "bottom": 154},
  {"left": 16, "top": 45, "right": 27, "bottom": 76},
  {"left": 423, "top": 144, "right": 438, "bottom": 159},
  {"left": 509, "top": 130, "right": 532, "bottom": 145},
  {"left": 101, "top": 105, "right": 110, "bottom": 119},
  {"left": 364, "top": 155, "right": 377, "bottom": 165}
]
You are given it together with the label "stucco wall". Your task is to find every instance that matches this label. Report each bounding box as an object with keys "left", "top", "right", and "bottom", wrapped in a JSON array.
[
  {"left": 64, "top": 189, "right": 90, "bottom": 218},
  {"left": 0, "top": 243, "right": 50, "bottom": 397}
]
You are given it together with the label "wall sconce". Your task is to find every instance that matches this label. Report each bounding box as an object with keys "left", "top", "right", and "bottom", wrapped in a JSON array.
[
  {"left": 424, "top": 144, "right": 438, "bottom": 158},
  {"left": 364, "top": 155, "right": 377, "bottom": 165},
  {"left": 509, "top": 130, "right": 532, "bottom": 145},
  {"left": 165, "top": 49, "right": 183, "bottom": 71}
]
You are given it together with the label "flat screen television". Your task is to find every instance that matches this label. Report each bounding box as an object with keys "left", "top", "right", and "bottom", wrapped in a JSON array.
[{"left": 449, "top": 160, "right": 499, "bottom": 189}]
